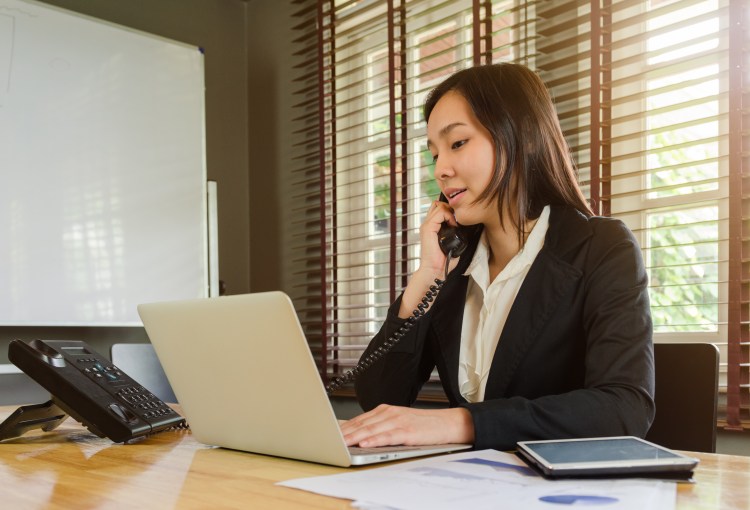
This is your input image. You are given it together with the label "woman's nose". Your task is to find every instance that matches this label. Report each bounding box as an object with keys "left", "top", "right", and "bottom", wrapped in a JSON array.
[{"left": 434, "top": 156, "right": 454, "bottom": 181}]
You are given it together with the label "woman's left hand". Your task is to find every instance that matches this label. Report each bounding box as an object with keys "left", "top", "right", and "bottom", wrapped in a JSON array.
[{"left": 340, "top": 404, "right": 475, "bottom": 447}]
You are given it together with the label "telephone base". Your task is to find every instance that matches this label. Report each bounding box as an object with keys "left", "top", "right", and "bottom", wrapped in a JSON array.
[{"left": 0, "top": 400, "right": 68, "bottom": 441}]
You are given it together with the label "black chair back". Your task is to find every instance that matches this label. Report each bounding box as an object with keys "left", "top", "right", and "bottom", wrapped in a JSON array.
[{"left": 645, "top": 342, "right": 719, "bottom": 453}]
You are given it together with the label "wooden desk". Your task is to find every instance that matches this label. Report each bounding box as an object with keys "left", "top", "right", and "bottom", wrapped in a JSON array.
[{"left": 0, "top": 406, "right": 748, "bottom": 509}]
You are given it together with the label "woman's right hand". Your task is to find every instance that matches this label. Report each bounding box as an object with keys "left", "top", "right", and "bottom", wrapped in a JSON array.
[{"left": 397, "top": 200, "right": 461, "bottom": 318}]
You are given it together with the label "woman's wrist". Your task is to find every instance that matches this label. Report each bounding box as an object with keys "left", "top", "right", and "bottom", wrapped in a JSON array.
[
  {"left": 447, "top": 407, "right": 475, "bottom": 444},
  {"left": 397, "top": 267, "right": 444, "bottom": 318}
]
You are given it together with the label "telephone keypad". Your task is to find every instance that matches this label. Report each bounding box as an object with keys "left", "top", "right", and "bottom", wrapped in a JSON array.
[{"left": 116, "top": 385, "right": 175, "bottom": 420}]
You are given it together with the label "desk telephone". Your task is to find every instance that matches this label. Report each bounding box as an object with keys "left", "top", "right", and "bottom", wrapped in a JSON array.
[
  {"left": 0, "top": 339, "right": 185, "bottom": 443},
  {"left": 325, "top": 194, "right": 471, "bottom": 393}
]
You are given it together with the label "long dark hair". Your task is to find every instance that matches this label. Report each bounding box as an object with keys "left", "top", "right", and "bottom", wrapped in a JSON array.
[{"left": 424, "top": 63, "right": 592, "bottom": 241}]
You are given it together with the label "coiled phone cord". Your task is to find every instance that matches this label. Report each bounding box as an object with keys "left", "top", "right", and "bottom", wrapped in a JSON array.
[{"left": 324, "top": 252, "right": 454, "bottom": 395}]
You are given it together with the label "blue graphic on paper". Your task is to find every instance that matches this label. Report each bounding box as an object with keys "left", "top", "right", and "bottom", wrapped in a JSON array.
[
  {"left": 539, "top": 494, "right": 619, "bottom": 505},
  {"left": 452, "top": 457, "right": 537, "bottom": 476},
  {"left": 409, "top": 467, "right": 488, "bottom": 482}
]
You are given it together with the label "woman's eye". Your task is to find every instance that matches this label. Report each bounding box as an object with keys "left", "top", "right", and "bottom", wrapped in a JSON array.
[
  {"left": 451, "top": 140, "right": 467, "bottom": 150},
  {"left": 431, "top": 153, "right": 438, "bottom": 163}
]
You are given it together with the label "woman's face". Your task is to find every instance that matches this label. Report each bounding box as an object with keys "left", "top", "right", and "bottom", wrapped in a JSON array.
[{"left": 426, "top": 91, "right": 499, "bottom": 227}]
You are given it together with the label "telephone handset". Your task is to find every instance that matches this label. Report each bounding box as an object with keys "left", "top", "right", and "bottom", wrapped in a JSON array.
[
  {"left": 325, "top": 194, "right": 470, "bottom": 394},
  {"left": 437, "top": 192, "right": 469, "bottom": 259},
  {"left": 0, "top": 339, "right": 186, "bottom": 443}
]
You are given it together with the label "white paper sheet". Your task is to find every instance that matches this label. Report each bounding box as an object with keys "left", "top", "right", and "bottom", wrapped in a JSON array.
[{"left": 278, "top": 450, "right": 676, "bottom": 510}]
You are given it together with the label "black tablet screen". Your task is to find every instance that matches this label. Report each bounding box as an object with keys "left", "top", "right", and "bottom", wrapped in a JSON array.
[{"left": 526, "top": 438, "right": 681, "bottom": 464}]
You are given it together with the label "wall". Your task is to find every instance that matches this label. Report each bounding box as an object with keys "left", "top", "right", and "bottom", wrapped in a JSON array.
[
  {"left": 245, "top": 0, "right": 294, "bottom": 292},
  {"left": 243, "top": 1, "right": 310, "bottom": 298}
]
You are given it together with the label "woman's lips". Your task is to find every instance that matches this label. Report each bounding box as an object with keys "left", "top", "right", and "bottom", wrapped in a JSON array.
[{"left": 445, "top": 188, "right": 467, "bottom": 206}]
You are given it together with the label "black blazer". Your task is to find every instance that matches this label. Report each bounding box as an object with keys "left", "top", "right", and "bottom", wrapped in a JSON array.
[{"left": 355, "top": 205, "right": 655, "bottom": 450}]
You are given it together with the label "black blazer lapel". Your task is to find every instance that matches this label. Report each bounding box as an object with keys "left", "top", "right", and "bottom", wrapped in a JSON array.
[
  {"left": 484, "top": 250, "right": 583, "bottom": 396},
  {"left": 429, "top": 271, "right": 469, "bottom": 402}
]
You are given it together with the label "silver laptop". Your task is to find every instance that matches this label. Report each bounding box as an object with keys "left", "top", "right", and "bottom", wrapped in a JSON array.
[{"left": 137, "top": 291, "right": 471, "bottom": 467}]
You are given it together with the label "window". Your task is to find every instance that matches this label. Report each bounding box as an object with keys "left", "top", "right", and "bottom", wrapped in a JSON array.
[{"left": 289, "top": 0, "right": 749, "bottom": 427}]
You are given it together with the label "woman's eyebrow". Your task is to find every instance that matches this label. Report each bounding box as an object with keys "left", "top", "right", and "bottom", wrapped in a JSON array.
[{"left": 426, "top": 122, "right": 467, "bottom": 148}]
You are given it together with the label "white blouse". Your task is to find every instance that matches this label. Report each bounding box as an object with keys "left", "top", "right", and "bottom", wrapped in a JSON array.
[{"left": 458, "top": 205, "right": 550, "bottom": 403}]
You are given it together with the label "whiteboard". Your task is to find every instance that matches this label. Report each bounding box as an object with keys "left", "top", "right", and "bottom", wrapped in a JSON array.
[{"left": 0, "top": 0, "right": 207, "bottom": 326}]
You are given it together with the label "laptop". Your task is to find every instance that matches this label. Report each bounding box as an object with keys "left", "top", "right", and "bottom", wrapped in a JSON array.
[{"left": 137, "top": 291, "right": 471, "bottom": 467}]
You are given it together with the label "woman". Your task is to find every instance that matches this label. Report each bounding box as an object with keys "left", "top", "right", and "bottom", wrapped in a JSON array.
[{"left": 340, "top": 63, "right": 655, "bottom": 451}]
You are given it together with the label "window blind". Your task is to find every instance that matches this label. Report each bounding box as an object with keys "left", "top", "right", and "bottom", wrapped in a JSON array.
[{"left": 289, "top": 0, "right": 749, "bottom": 429}]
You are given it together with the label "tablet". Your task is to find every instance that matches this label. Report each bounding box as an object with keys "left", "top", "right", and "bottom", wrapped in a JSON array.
[{"left": 516, "top": 436, "right": 699, "bottom": 478}]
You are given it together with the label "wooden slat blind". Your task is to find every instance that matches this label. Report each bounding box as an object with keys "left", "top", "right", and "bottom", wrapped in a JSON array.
[{"left": 288, "top": 0, "right": 749, "bottom": 427}]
